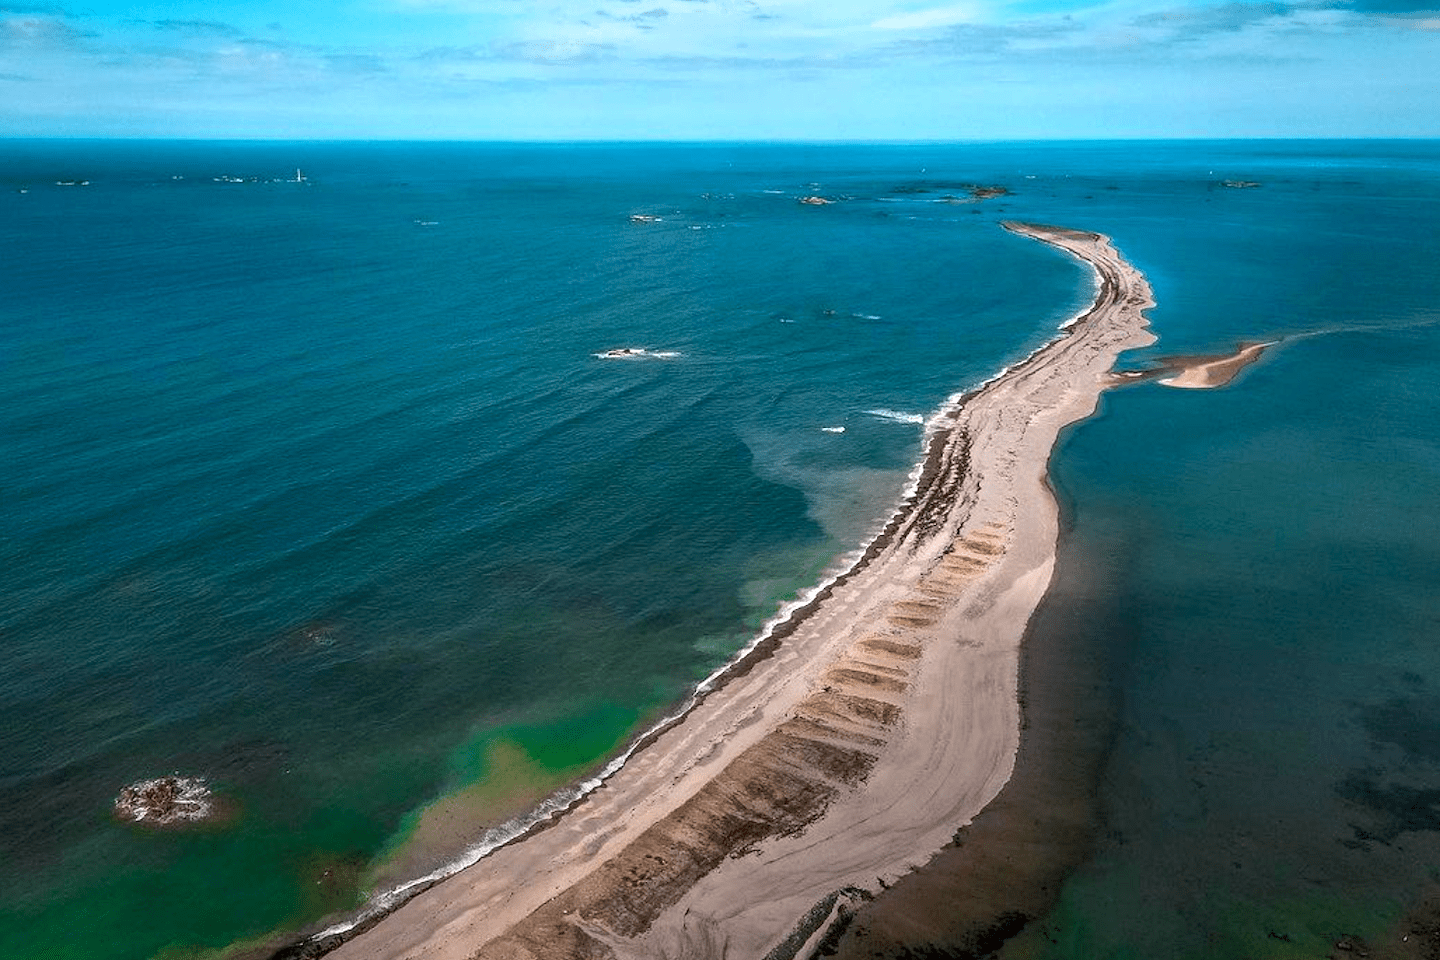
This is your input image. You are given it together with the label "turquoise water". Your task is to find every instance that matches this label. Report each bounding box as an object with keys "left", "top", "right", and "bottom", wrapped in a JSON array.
[
  {"left": 2, "top": 141, "right": 1438, "bottom": 959},
  {"left": 0, "top": 141, "right": 1079, "bottom": 958},
  {"left": 1004, "top": 144, "right": 1440, "bottom": 957}
]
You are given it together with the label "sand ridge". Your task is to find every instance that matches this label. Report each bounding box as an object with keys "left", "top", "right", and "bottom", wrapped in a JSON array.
[{"left": 323, "top": 222, "right": 1157, "bottom": 960}]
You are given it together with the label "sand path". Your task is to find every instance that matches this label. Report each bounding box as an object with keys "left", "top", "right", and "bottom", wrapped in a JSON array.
[{"left": 326, "top": 222, "right": 1156, "bottom": 960}]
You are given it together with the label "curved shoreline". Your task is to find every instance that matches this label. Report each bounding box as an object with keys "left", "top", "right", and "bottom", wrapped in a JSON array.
[{"left": 316, "top": 223, "right": 1156, "bottom": 960}]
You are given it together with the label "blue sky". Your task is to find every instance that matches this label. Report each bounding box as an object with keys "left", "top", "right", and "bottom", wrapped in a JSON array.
[{"left": 1, "top": 0, "right": 1436, "bottom": 138}]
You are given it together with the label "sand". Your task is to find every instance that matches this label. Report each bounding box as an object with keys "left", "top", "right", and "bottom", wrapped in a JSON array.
[
  {"left": 1156, "top": 341, "right": 1273, "bottom": 389},
  {"left": 322, "top": 222, "right": 1156, "bottom": 960},
  {"left": 1107, "top": 340, "right": 1273, "bottom": 390}
]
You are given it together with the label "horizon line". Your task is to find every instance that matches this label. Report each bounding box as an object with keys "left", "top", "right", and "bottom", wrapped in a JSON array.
[{"left": 5, "top": 135, "right": 1440, "bottom": 145}]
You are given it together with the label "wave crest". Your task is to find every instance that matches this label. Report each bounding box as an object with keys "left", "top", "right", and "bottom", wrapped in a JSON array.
[{"left": 865, "top": 408, "right": 926, "bottom": 425}]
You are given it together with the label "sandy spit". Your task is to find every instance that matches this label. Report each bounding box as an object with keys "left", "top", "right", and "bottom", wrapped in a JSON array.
[
  {"left": 1107, "top": 340, "right": 1274, "bottom": 391},
  {"left": 1156, "top": 341, "right": 1273, "bottom": 389},
  {"left": 324, "top": 222, "right": 1156, "bottom": 960}
]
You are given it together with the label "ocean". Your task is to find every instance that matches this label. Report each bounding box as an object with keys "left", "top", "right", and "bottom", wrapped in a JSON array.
[{"left": 1, "top": 140, "right": 1437, "bottom": 959}]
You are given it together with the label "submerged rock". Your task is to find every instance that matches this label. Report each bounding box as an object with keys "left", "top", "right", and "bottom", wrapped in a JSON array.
[{"left": 114, "top": 775, "right": 215, "bottom": 825}]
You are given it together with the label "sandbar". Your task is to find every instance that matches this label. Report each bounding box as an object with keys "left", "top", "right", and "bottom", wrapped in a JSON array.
[
  {"left": 1157, "top": 341, "right": 1272, "bottom": 388},
  {"left": 1109, "top": 340, "right": 1273, "bottom": 390},
  {"left": 320, "top": 222, "right": 1156, "bottom": 960}
]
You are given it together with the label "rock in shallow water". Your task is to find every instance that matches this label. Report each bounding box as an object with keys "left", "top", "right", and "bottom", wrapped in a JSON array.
[{"left": 114, "top": 776, "right": 214, "bottom": 825}]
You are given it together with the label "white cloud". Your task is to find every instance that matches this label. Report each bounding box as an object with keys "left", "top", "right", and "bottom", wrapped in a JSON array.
[
  {"left": 3, "top": 0, "right": 1435, "bottom": 137},
  {"left": 1, "top": 12, "right": 89, "bottom": 47},
  {"left": 870, "top": 3, "right": 987, "bottom": 30}
]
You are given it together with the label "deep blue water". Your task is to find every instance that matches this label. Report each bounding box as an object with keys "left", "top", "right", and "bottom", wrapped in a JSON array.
[{"left": 1, "top": 140, "right": 1438, "bottom": 959}]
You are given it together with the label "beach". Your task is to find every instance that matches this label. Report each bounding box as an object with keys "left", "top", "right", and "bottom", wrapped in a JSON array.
[{"left": 319, "top": 222, "right": 1156, "bottom": 960}]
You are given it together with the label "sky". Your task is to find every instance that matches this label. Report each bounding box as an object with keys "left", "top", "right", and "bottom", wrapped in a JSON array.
[{"left": 0, "top": 0, "right": 1436, "bottom": 139}]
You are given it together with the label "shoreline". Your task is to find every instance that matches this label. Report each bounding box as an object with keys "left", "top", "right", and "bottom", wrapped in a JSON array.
[
  {"left": 301, "top": 222, "right": 1156, "bottom": 960},
  {"left": 819, "top": 466, "right": 1136, "bottom": 956}
]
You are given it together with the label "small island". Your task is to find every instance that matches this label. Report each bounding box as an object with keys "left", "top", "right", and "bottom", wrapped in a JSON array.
[{"left": 1111, "top": 341, "right": 1274, "bottom": 389}]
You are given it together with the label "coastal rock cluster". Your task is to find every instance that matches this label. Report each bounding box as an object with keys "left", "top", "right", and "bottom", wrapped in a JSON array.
[
  {"left": 886, "top": 181, "right": 1011, "bottom": 201},
  {"left": 114, "top": 776, "right": 215, "bottom": 825}
]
